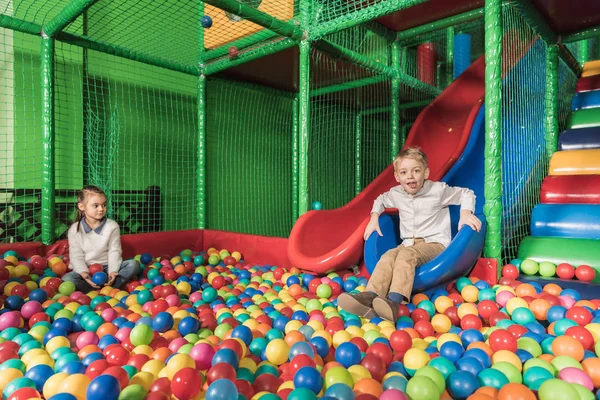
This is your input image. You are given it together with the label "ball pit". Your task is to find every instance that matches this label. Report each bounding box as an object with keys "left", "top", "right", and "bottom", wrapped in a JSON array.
[{"left": 2, "top": 250, "right": 600, "bottom": 399}]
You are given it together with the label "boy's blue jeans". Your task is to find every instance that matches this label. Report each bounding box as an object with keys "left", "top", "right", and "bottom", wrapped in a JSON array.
[{"left": 62, "top": 259, "right": 140, "bottom": 293}]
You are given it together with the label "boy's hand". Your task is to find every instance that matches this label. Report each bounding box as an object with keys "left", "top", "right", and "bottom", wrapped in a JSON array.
[
  {"left": 458, "top": 211, "right": 482, "bottom": 232},
  {"left": 106, "top": 272, "right": 119, "bottom": 287},
  {"left": 80, "top": 272, "right": 100, "bottom": 289},
  {"left": 364, "top": 214, "right": 383, "bottom": 240}
]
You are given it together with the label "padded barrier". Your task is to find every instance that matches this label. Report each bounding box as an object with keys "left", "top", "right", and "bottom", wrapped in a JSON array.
[
  {"left": 558, "top": 127, "right": 600, "bottom": 150},
  {"left": 540, "top": 175, "right": 600, "bottom": 204},
  {"left": 567, "top": 109, "right": 600, "bottom": 129},
  {"left": 549, "top": 149, "right": 600, "bottom": 175},
  {"left": 577, "top": 75, "right": 600, "bottom": 93},
  {"left": 572, "top": 90, "right": 600, "bottom": 111},
  {"left": 519, "top": 275, "right": 600, "bottom": 300},
  {"left": 531, "top": 204, "right": 600, "bottom": 239},
  {"left": 518, "top": 236, "right": 600, "bottom": 283},
  {"left": 582, "top": 60, "right": 600, "bottom": 77}
]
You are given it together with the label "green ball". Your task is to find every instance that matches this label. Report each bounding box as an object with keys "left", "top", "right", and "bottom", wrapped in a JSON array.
[
  {"left": 316, "top": 284, "right": 332, "bottom": 299},
  {"left": 478, "top": 368, "right": 510, "bottom": 389},
  {"left": 236, "top": 367, "right": 255, "bottom": 383},
  {"left": 554, "top": 319, "right": 578, "bottom": 336},
  {"left": 306, "top": 299, "right": 322, "bottom": 312},
  {"left": 539, "top": 261, "right": 556, "bottom": 277},
  {"left": 0, "top": 328, "right": 20, "bottom": 340},
  {"left": 130, "top": 324, "right": 154, "bottom": 346},
  {"left": 287, "top": 388, "right": 318, "bottom": 400},
  {"left": 537, "top": 378, "right": 580, "bottom": 400},
  {"left": 491, "top": 361, "right": 522, "bottom": 384},
  {"left": 551, "top": 355, "right": 582, "bottom": 372},
  {"left": 572, "top": 382, "right": 595, "bottom": 400},
  {"left": 122, "top": 365, "right": 138, "bottom": 379},
  {"left": 428, "top": 356, "right": 457, "bottom": 380},
  {"left": 136, "top": 290, "right": 153, "bottom": 305},
  {"left": 520, "top": 259, "right": 539, "bottom": 275},
  {"left": 414, "top": 366, "right": 445, "bottom": 394},
  {"left": 511, "top": 307, "right": 536, "bottom": 325},
  {"left": 58, "top": 281, "right": 76, "bottom": 296},
  {"left": 363, "top": 330, "right": 381, "bottom": 346},
  {"left": 54, "top": 309, "right": 74, "bottom": 321},
  {"left": 0, "top": 359, "right": 26, "bottom": 373},
  {"left": 2, "top": 377, "right": 36, "bottom": 400},
  {"left": 406, "top": 375, "right": 441, "bottom": 400},
  {"left": 118, "top": 384, "right": 147, "bottom": 400},
  {"left": 208, "top": 254, "right": 220, "bottom": 265},
  {"left": 214, "top": 323, "right": 232, "bottom": 339},
  {"left": 518, "top": 337, "right": 542, "bottom": 358},
  {"left": 524, "top": 358, "right": 556, "bottom": 375},
  {"left": 324, "top": 366, "right": 354, "bottom": 389}
]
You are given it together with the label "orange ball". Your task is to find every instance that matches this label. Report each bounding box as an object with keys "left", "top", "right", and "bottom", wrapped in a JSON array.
[
  {"left": 467, "top": 395, "right": 495, "bottom": 400},
  {"left": 475, "top": 387, "right": 499, "bottom": 397},
  {"left": 551, "top": 335, "right": 584, "bottom": 361},
  {"left": 51, "top": 261, "right": 67, "bottom": 276},
  {"left": 529, "top": 299, "right": 551, "bottom": 320},
  {"left": 497, "top": 383, "right": 536, "bottom": 400},
  {"left": 538, "top": 354, "right": 554, "bottom": 364},
  {"left": 412, "top": 293, "right": 429, "bottom": 305},
  {"left": 543, "top": 283, "right": 562, "bottom": 296},
  {"left": 97, "top": 323, "right": 118, "bottom": 338},
  {"left": 285, "top": 330, "right": 305, "bottom": 347},
  {"left": 353, "top": 378, "right": 383, "bottom": 397},
  {"left": 467, "top": 341, "right": 493, "bottom": 356},
  {"left": 151, "top": 347, "right": 172, "bottom": 363},
  {"left": 78, "top": 344, "right": 101, "bottom": 359},
  {"left": 515, "top": 283, "right": 536, "bottom": 298},
  {"left": 582, "top": 357, "right": 600, "bottom": 389}
]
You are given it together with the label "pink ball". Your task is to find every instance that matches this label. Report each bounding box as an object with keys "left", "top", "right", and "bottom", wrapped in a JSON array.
[
  {"left": 142, "top": 302, "right": 152, "bottom": 313},
  {"left": 70, "top": 291, "right": 84, "bottom": 301},
  {"left": 115, "top": 327, "right": 132, "bottom": 342},
  {"left": 309, "top": 313, "right": 326, "bottom": 325},
  {"left": 496, "top": 291, "right": 515, "bottom": 307},
  {"left": 101, "top": 308, "right": 118, "bottom": 322},
  {"left": 0, "top": 311, "right": 22, "bottom": 330},
  {"left": 321, "top": 277, "right": 331, "bottom": 284},
  {"left": 21, "top": 301, "right": 43, "bottom": 319},
  {"left": 76, "top": 331, "right": 99, "bottom": 350},
  {"left": 189, "top": 292, "right": 202, "bottom": 303},
  {"left": 165, "top": 294, "right": 180, "bottom": 307},
  {"left": 189, "top": 343, "right": 215, "bottom": 370},
  {"left": 168, "top": 338, "right": 187, "bottom": 353},
  {"left": 160, "top": 260, "right": 171, "bottom": 267},
  {"left": 380, "top": 389, "right": 410, "bottom": 400},
  {"left": 558, "top": 367, "right": 594, "bottom": 391},
  {"left": 558, "top": 295, "right": 576, "bottom": 309}
]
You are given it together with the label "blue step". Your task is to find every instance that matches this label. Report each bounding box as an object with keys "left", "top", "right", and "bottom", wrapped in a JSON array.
[
  {"left": 558, "top": 127, "right": 600, "bottom": 151},
  {"left": 572, "top": 89, "right": 600, "bottom": 111},
  {"left": 531, "top": 204, "right": 600, "bottom": 239}
]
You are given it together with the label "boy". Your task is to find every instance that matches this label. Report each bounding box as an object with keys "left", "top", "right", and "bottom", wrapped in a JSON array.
[{"left": 338, "top": 147, "right": 481, "bottom": 321}]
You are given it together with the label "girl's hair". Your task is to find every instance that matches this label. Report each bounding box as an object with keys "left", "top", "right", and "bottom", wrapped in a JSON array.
[
  {"left": 75, "top": 185, "right": 106, "bottom": 231},
  {"left": 393, "top": 147, "right": 428, "bottom": 170}
]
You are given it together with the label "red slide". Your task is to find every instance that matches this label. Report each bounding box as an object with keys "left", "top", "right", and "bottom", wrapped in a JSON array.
[{"left": 288, "top": 56, "right": 486, "bottom": 273}]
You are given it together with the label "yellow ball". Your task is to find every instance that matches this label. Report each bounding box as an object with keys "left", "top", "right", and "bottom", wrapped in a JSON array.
[
  {"left": 265, "top": 339, "right": 289, "bottom": 366},
  {"left": 26, "top": 355, "right": 54, "bottom": 370},
  {"left": 412, "top": 338, "right": 429, "bottom": 350},
  {"left": 332, "top": 330, "right": 352, "bottom": 348},
  {"left": 506, "top": 298, "right": 529, "bottom": 316},
  {"left": 45, "top": 336, "right": 71, "bottom": 354},
  {"left": 457, "top": 303, "right": 479, "bottom": 319},
  {"left": 345, "top": 326, "right": 365, "bottom": 338},
  {"left": 240, "top": 357, "right": 257, "bottom": 373},
  {"left": 131, "top": 345, "right": 153, "bottom": 357},
  {"left": 130, "top": 371, "right": 155, "bottom": 391},
  {"left": 496, "top": 285, "right": 516, "bottom": 295},
  {"left": 43, "top": 372, "right": 67, "bottom": 399},
  {"left": 58, "top": 373, "right": 90, "bottom": 400},
  {"left": 431, "top": 314, "right": 452, "bottom": 334},
  {"left": 434, "top": 296, "right": 454, "bottom": 313},
  {"left": 285, "top": 320, "right": 303, "bottom": 334},
  {"left": 312, "top": 330, "right": 332, "bottom": 346},
  {"left": 3, "top": 281, "right": 18, "bottom": 296},
  {"left": 437, "top": 333, "right": 462, "bottom": 350},
  {"left": 585, "top": 323, "right": 600, "bottom": 343},
  {"left": 380, "top": 326, "right": 396, "bottom": 339},
  {"left": 21, "top": 349, "right": 48, "bottom": 365},
  {"left": 0, "top": 368, "right": 23, "bottom": 393},
  {"left": 141, "top": 359, "right": 166, "bottom": 377},
  {"left": 176, "top": 281, "right": 192, "bottom": 295},
  {"left": 403, "top": 348, "right": 430, "bottom": 371},
  {"left": 166, "top": 354, "right": 196, "bottom": 380},
  {"left": 348, "top": 365, "right": 372, "bottom": 382},
  {"left": 492, "top": 350, "right": 523, "bottom": 371},
  {"left": 307, "top": 320, "right": 324, "bottom": 332},
  {"left": 461, "top": 286, "right": 479, "bottom": 303},
  {"left": 361, "top": 323, "right": 379, "bottom": 332}
]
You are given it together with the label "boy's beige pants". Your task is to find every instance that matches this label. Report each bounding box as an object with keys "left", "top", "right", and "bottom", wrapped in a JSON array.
[{"left": 366, "top": 238, "right": 445, "bottom": 299}]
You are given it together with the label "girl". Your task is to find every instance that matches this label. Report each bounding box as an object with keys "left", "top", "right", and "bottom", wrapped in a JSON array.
[{"left": 62, "top": 185, "right": 140, "bottom": 293}]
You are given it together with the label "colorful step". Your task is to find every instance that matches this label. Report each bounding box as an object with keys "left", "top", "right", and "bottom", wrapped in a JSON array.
[
  {"left": 559, "top": 127, "right": 600, "bottom": 150},
  {"left": 531, "top": 204, "right": 600, "bottom": 239},
  {"left": 541, "top": 175, "right": 600, "bottom": 204},
  {"left": 518, "top": 236, "right": 600, "bottom": 283},
  {"left": 549, "top": 149, "right": 600, "bottom": 175},
  {"left": 567, "top": 108, "right": 600, "bottom": 129},
  {"left": 582, "top": 60, "right": 600, "bottom": 77},
  {"left": 572, "top": 90, "right": 600, "bottom": 111},
  {"left": 577, "top": 75, "right": 600, "bottom": 92}
]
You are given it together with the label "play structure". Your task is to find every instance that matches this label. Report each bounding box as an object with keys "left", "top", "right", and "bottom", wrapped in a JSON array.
[{"left": 2, "top": 0, "right": 600, "bottom": 399}]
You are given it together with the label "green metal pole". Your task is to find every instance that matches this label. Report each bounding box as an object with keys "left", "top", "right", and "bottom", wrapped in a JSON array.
[
  {"left": 578, "top": 40, "right": 589, "bottom": 67},
  {"left": 545, "top": 45, "right": 559, "bottom": 160},
  {"left": 298, "top": 39, "right": 310, "bottom": 216},
  {"left": 446, "top": 26, "right": 455, "bottom": 88},
  {"left": 202, "top": 0, "right": 303, "bottom": 41},
  {"left": 355, "top": 113, "right": 362, "bottom": 196},
  {"left": 204, "top": 38, "right": 297, "bottom": 75},
  {"left": 484, "top": 0, "right": 502, "bottom": 262},
  {"left": 43, "top": 0, "right": 99, "bottom": 37},
  {"left": 292, "top": 97, "right": 300, "bottom": 222},
  {"left": 41, "top": 36, "right": 55, "bottom": 245},
  {"left": 203, "top": 31, "right": 278, "bottom": 60},
  {"left": 391, "top": 41, "right": 401, "bottom": 160},
  {"left": 397, "top": 8, "right": 483, "bottom": 42},
  {"left": 198, "top": 1, "right": 207, "bottom": 229},
  {"left": 0, "top": 14, "right": 43, "bottom": 35},
  {"left": 399, "top": 46, "right": 409, "bottom": 145},
  {"left": 311, "top": 76, "right": 388, "bottom": 97}
]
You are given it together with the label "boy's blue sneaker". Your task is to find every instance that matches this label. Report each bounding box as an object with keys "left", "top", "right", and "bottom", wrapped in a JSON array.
[
  {"left": 337, "top": 292, "right": 378, "bottom": 319},
  {"left": 373, "top": 296, "right": 399, "bottom": 322}
]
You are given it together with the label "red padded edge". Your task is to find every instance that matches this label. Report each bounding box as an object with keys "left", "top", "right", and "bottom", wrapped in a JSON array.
[
  {"left": 0, "top": 242, "right": 45, "bottom": 259},
  {"left": 577, "top": 75, "right": 600, "bottom": 93},
  {"left": 540, "top": 175, "right": 600, "bottom": 204}
]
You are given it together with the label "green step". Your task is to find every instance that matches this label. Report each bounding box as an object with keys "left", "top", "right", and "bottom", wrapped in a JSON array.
[
  {"left": 567, "top": 108, "right": 600, "bottom": 129},
  {"left": 518, "top": 236, "right": 600, "bottom": 283}
]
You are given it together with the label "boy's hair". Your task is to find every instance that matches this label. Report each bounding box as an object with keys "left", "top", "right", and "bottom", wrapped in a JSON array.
[
  {"left": 393, "top": 147, "right": 428, "bottom": 170},
  {"left": 75, "top": 185, "right": 106, "bottom": 231}
]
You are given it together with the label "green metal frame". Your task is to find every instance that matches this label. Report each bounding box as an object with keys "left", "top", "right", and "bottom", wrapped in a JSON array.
[
  {"left": 292, "top": 97, "right": 300, "bottom": 222},
  {"left": 391, "top": 41, "right": 401, "bottom": 161},
  {"left": 545, "top": 45, "right": 559, "bottom": 159},
  {"left": 41, "top": 38, "right": 56, "bottom": 245},
  {"left": 198, "top": 0, "right": 207, "bottom": 229},
  {"left": 297, "top": 0, "right": 311, "bottom": 216},
  {"left": 42, "top": 0, "right": 99, "bottom": 37}
]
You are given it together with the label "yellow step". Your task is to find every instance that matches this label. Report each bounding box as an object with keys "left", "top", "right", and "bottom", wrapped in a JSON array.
[
  {"left": 582, "top": 60, "right": 600, "bottom": 77},
  {"left": 549, "top": 149, "right": 600, "bottom": 175}
]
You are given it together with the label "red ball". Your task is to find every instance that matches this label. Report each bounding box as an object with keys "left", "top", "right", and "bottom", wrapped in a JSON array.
[
  {"left": 413, "top": 320, "right": 435, "bottom": 338},
  {"left": 253, "top": 373, "right": 282, "bottom": 393},
  {"left": 489, "top": 311, "right": 510, "bottom": 327},
  {"left": 171, "top": 367, "right": 203, "bottom": 400},
  {"left": 360, "top": 353, "right": 386, "bottom": 381},
  {"left": 389, "top": 330, "right": 412, "bottom": 354},
  {"left": 228, "top": 46, "right": 239, "bottom": 57},
  {"left": 7, "top": 388, "right": 40, "bottom": 400},
  {"left": 565, "top": 306, "right": 593, "bottom": 326},
  {"left": 488, "top": 329, "right": 517, "bottom": 352},
  {"left": 410, "top": 308, "right": 431, "bottom": 323},
  {"left": 207, "top": 363, "right": 236, "bottom": 384},
  {"left": 289, "top": 354, "right": 316, "bottom": 376},
  {"left": 565, "top": 325, "right": 595, "bottom": 351},
  {"left": 502, "top": 264, "right": 519, "bottom": 279},
  {"left": 349, "top": 337, "right": 369, "bottom": 353},
  {"left": 575, "top": 265, "right": 595, "bottom": 282},
  {"left": 235, "top": 379, "right": 255, "bottom": 400},
  {"left": 102, "top": 366, "right": 130, "bottom": 391},
  {"left": 212, "top": 276, "right": 226, "bottom": 289},
  {"left": 460, "top": 314, "right": 483, "bottom": 331},
  {"left": 556, "top": 263, "right": 575, "bottom": 279},
  {"left": 149, "top": 377, "right": 172, "bottom": 395},
  {"left": 477, "top": 300, "right": 499, "bottom": 321},
  {"left": 89, "top": 263, "right": 103, "bottom": 275},
  {"left": 507, "top": 324, "right": 528, "bottom": 339},
  {"left": 443, "top": 306, "right": 460, "bottom": 326},
  {"left": 366, "top": 342, "right": 393, "bottom": 366}
]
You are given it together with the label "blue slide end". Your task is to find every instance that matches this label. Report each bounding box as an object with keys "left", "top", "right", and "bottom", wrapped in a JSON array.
[
  {"left": 531, "top": 204, "right": 600, "bottom": 239},
  {"left": 364, "top": 105, "right": 486, "bottom": 293}
]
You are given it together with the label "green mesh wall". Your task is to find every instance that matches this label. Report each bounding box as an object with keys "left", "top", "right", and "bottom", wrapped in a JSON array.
[
  {"left": 557, "top": 58, "right": 578, "bottom": 133},
  {"left": 500, "top": 4, "right": 548, "bottom": 263},
  {"left": 205, "top": 79, "right": 294, "bottom": 237}
]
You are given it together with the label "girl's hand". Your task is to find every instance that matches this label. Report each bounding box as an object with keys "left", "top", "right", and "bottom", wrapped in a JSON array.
[
  {"left": 364, "top": 214, "right": 383, "bottom": 240},
  {"left": 107, "top": 272, "right": 119, "bottom": 287},
  {"left": 458, "top": 211, "right": 482, "bottom": 232},
  {"left": 80, "top": 272, "right": 100, "bottom": 289}
]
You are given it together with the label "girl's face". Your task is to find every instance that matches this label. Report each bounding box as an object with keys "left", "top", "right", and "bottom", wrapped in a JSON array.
[{"left": 78, "top": 193, "right": 107, "bottom": 222}]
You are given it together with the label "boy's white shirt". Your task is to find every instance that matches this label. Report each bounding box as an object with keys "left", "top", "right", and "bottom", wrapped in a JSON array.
[
  {"left": 67, "top": 218, "right": 123, "bottom": 274},
  {"left": 370, "top": 180, "right": 476, "bottom": 247}
]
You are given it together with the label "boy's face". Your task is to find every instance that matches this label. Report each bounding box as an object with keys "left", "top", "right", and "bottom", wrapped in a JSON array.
[{"left": 394, "top": 157, "right": 429, "bottom": 195}]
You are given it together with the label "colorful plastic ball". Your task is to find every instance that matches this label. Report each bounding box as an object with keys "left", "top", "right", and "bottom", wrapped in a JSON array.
[
  {"left": 6, "top": 387, "right": 41, "bottom": 400},
  {"left": 264, "top": 339, "right": 289, "bottom": 366},
  {"left": 86, "top": 374, "right": 120, "bottom": 400},
  {"left": 502, "top": 264, "right": 519, "bottom": 279},
  {"left": 428, "top": 356, "right": 457, "bottom": 380},
  {"left": 552, "top": 335, "right": 584, "bottom": 361},
  {"left": 151, "top": 312, "right": 174, "bottom": 333},
  {"left": 523, "top": 366, "right": 554, "bottom": 390},
  {"left": 2, "top": 377, "right": 36, "bottom": 400},
  {"left": 520, "top": 259, "right": 539, "bottom": 275},
  {"left": 311, "top": 201, "right": 322, "bottom": 211},
  {"left": 556, "top": 263, "right": 575, "bottom": 279},
  {"left": 287, "top": 388, "right": 318, "bottom": 400},
  {"left": 576, "top": 265, "right": 596, "bottom": 282},
  {"left": 335, "top": 342, "right": 361, "bottom": 368},
  {"left": 178, "top": 317, "right": 200, "bottom": 336},
  {"left": 171, "top": 368, "right": 203, "bottom": 400},
  {"left": 405, "top": 375, "right": 441, "bottom": 400},
  {"left": 558, "top": 367, "right": 594, "bottom": 390},
  {"left": 294, "top": 366, "right": 323, "bottom": 394},
  {"left": 439, "top": 341, "right": 464, "bottom": 364},
  {"left": 537, "top": 378, "right": 580, "bottom": 400},
  {"left": 24, "top": 364, "right": 54, "bottom": 392},
  {"left": 228, "top": 46, "right": 239, "bottom": 57},
  {"left": 316, "top": 284, "right": 332, "bottom": 299},
  {"left": 447, "top": 370, "right": 480, "bottom": 400},
  {"left": 413, "top": 366, "right": 445, "bottom": 394},
  {"left": 478, "top": 367, "right": 510, "bottom": 390},
  {"left": 539, "top": 262, "right": 556, "bottom": 277},
  {"left": 130, "top": 324, "right": 154, "bottom": 347},
  {"left": 205, "top": 379, "right": 238, "bottom": 400},
  {"left": 324, "top": 367, "right": 354, "bottom": 389},
  {"left": 92, "top": 272, "right": 108, "bottom": 286}
]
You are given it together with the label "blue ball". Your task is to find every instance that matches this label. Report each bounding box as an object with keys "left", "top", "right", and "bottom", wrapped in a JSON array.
[
  {"left": 140, "top": 253, "right": 153, "bottom": 265},
  {"left": 48, "top": 394, "right": 78, "bottom": 400},
  {"left": 28, "top": 289, "right": 48, "bottom": 303},
  {"left": 212, "top": 348, "right": 239, "bottom": 369},
  {"left": 43, "top": 328, "right": 67, "bottom": 345},
  {"left": 547, "top": 305, "right": 567, "bottom": 323},
  {"left": 24, "top": 364, "right": 54, "bottom": 392},
  {"left": 460, "top": 329, "right": 484, "bottom": 348},
  {"left": 5, "top": 295, "right": 24, "bottom": 310},
  {"left": 205, "top": 379, "right": 238, "bottom": 400},
  {"left": 335, "top": 342, "right": 361, "bottom": 368},
  {"left": 324, "top": 383, "right": 354, "bottom": 400},
  {"left": 294, "top": 366, "right": 323, "bottom": 394},
  {"left": 343, "top": 280, "right": 358, "bottom": 293},
  {"left": 462, "top": 348, "right": 491, "bottom": 369},
  {"left": 447, "top": 370, "right": 480, "bottom": 400},
  {"left": 231, "top": 325, "right": 253, "bottom": 346},
  {"left": 286, "top": 275, "right": 300, "bottom": 287},
  {"left": 289, "top": 342, "right": 315, "bottom": 359},
  {"left": 178, "top": 316, "right": 200, "bottom": 336},
  {"left": 82, "top": 352, "right": 105, "bottom": 366},
  {"left": 200, "top": 15, "right": 213, "bottom": 29},
  {"left": 439, "top": 341, "right": 464, "bottom": 364},
  {"left": 61, "top": 360, "right": 86, "bottom": 374},
  {"left": 310, "top": 336, "right": 329, "bottom": 358},
  {"left": 86, "top": 374, "right": 121, "bottom": 400},
  {"left": 311, "top": 201, "right": 322, "bottom": 210},
  {"left": 456, "top": 357, "right": 484, "bottom": 376},
  {"left": 152, "top": 312, "right": 174, "bottom": 333},
  {"left": 92, "top": 271, "right": 108, "bottom": 286}
]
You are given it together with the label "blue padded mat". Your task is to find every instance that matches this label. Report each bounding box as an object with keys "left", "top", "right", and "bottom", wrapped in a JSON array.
[
  {"left": 572, "top": 89, "right": 600, "bottom": 111},
  {"left": 559, "top": 127, "right": 600, "bottom": 151}
]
